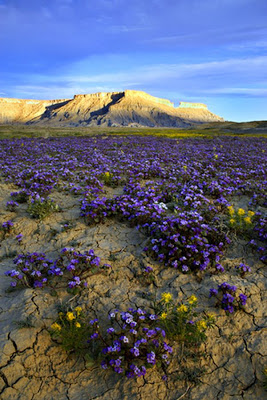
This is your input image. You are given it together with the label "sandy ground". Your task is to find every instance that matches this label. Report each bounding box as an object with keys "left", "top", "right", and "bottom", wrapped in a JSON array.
[{"left": 0, "top": 182, "right": 266, "bottom": 400}]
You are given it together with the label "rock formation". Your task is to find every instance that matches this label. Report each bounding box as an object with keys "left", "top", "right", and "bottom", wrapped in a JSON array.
[{"left": 0, "top": 90, "right": 224, "bottom": 127}]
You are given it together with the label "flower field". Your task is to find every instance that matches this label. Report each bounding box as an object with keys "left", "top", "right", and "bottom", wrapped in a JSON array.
[{"left": 0, "top": 135, "right": 266, "bottom": 399}]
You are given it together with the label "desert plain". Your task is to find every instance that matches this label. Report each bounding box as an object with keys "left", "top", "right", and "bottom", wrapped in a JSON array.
[{"left": 0, "top": 131, "right": 266, "bottom": 400}]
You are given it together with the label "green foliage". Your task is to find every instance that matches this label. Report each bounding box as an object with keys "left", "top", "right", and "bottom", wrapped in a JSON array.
[
  {"left": 49, "top": 307, "right": 97, "bottom": 355},
  {"left": 154, "top": 293, "right": 215, "bottom": 345},
  {"left": 27, "top": 197, "right": 59, "bottom": 220}
]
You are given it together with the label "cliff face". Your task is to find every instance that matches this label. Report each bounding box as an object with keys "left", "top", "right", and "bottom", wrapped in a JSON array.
[
  {"left": 0, "top": 90, "right": 223, "bottom": 127},
  {"left": 0, "top": 98, "right": 70, "bottom": 124}
]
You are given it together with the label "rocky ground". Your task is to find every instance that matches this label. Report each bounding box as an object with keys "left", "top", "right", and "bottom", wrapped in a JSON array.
[{"left": 0, "top": 182, "right": 266, "bottom": 400}]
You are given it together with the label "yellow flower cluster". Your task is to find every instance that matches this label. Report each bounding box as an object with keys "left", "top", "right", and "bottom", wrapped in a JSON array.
[
  {"left": 161, "top": 292, "right": 173, "bottom": 303},
  {"left": 75, "top": 306, "right": 82, "bottom": 316},
  {"left": 51, "top": 322, "right": 61, "bottom": 331},
  {"left": 51, "top": 308, "right": 84, "bottom": 332},
  {"left": 197, "top": 320, "right": 207, "bottom": 330},
  {"left": 227, "top": 206, "right": 255, "bottom": 226},
  {"left": 160, "top": 312, "right": 168, "bottom": 320},
  {"left": 237, "top": 208, "right": 245, "bottom": 216},
  {"left": 66, "top": 312, "right": 75, "bottom": 321},
  {"left": 206, "top": 313, "right": 215, "bottom": 319},
  {"left": 227, "top": 205, "right": 235, "bottom": 216},
  {"left": 177, "top": 304, "right": 188, "bottom": 313},
  {"left": 188, "top": 295, "right": 197, "bottom": 305}
]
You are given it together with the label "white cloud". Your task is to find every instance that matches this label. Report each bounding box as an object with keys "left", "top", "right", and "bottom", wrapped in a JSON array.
[
  {"left": 201, "top": 88, "right": 267, "bottom": 96},
  {"left": 3, "top": 56, "right": 267, "bottom": 100},
  {"left": 49, "top": 56, "right": 267, "bottom": 85}
]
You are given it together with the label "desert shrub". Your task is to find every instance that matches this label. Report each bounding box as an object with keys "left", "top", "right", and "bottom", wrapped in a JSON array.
[
  {"left": 4, "top": 248, "right": 109, "bottom": 290},
  {"left": 10, "top": 189, "right": 31, "bottom": 203},
  {"left": 99, "top": 308, "right": 172, "bottom": 378},
  {"left": 143, "top": 212, "right": 226, "bottom": 273},
  {"left": 227, "top": 206, "right": 255, "bottom": 235},
  {"left": 154, "top": 293, "right": 215, "bottom": 344},
  {"left": 50, "top": 307, "right": 98, "bottom": 355},
  {"left": 27, "top": 195, "right": 59, "bottom": 219},
  {"left": 138, "top": 266, "right": 156, "bottom": 286},
  {"left": 1, "top": 220, "right": 14, "bottom": 236},
  {"left": 50, "top": 298, "right": 215, "bottom": 381},
  {"left": 6, "top": 200, "right": 19, "bottom": 212},
  {"left": 5, "top": 252, "right": 54, "bottom": 288},
  {"left": 101, "top": 171, "right": 122, "bottom": 187},
  {"left": 235, "top": 263, "right": 251, "bottom": 277},
  {"left": 50, "top": 306, "right": 172, "bottom": 379}
]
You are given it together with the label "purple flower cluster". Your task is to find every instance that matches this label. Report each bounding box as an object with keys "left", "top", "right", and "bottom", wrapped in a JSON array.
[
  {"left": 144, "top": 211, "right": 226, "bottom": 273},
  {"left": 235, "top": 263, "right": 251, "bottom": 277},
  {"left": 6, "top": 200, "right": 19, "bottom": 212},
  {"left": 4, "top": 248, "right": 104, "bottom": 289},
  {"left": 1, "top": 220, "right": 14, "bottom": 234},
  {"left": 253, "top": 216, "right": 267, "bottom": 264},
  {"left": 0, "top": 136, "right": 265, "bottom": 276},
  {"left": 209, "top": 282, "right": 247, "bottom": 313},
  {"left": 97, "top": 308, "right": 172, "bottom": 379}
]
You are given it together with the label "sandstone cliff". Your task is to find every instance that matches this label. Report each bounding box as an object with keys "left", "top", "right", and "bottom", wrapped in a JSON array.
[{"left": 0, "top": 90, "right": 223, "bottom": 127}]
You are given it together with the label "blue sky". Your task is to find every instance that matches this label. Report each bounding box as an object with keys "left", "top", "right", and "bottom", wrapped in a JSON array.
[{"left": 0, "top": 0, "right": 266, "bottom": 121}]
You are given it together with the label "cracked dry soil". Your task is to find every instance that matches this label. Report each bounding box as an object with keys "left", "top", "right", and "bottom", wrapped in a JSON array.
[{"left": 0, "top": 183, "right": 266, "bottom": 400}]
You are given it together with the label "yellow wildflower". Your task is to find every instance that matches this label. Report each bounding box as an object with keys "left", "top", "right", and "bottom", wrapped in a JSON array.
[
  {"left": 177, "top": 304, "right": 188, "bottom": 313},
  {"left": 229, "top": 219, "right": 235, "bottom": 225},
  {"left": 227, "top": 206, "right": 235, "bottom": 216},
  {"left": 160, "top": 312, "right": 168, "bottom": 320},
  {"left": 244, "top": 217, "right": 252, "bottom": 224},
  {"left": 188, "top": 295, "right": 197, "bottom": 304},
  {"left": 247, "top": 210, "right": 255, "bottom": 217},
  {"left": 206, "top": 313, "right": 215, "bottom": 319},
  {"left": 237, "top": 208, "right": 245, "bottom": 216},
  {"left": 104, "top": 172, "right": 110, "bottom": 177},
  {"left": 161, "top": 292, "right": 173, "bottom": 303},
  {"left": 75, "top": 322, "right": 81, "bottom": 328},
  {"left": 66, "top": 312, "right": 75, "bottom": 321},
  {"left": 197, "top": 320, "right": 207, "bottom": 330},
  {"left": 183, "top": 165, "right": 187, "bottom": 170},
  {"left": 75, "top": 306, "right": 82, "bottom": 315},
  {"left": 51, "top": 322, "right": 61, "bottom": 331},
  {"left": 214, "top": 154, "right": 218, "bottom": 159}
]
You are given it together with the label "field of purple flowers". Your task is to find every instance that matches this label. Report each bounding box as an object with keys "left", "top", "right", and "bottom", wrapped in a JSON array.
[{"left": 0, "top": 135, "right": 266, "bottom": 400}]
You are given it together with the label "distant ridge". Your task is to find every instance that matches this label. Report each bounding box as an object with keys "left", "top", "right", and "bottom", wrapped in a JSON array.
[{"left": 0, "top": 90, "right": 224, "bottom": 127}]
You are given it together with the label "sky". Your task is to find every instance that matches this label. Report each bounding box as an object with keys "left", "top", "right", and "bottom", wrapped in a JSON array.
[{"left": 0, "top": 0, "right": 266, "bottom": 122}]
